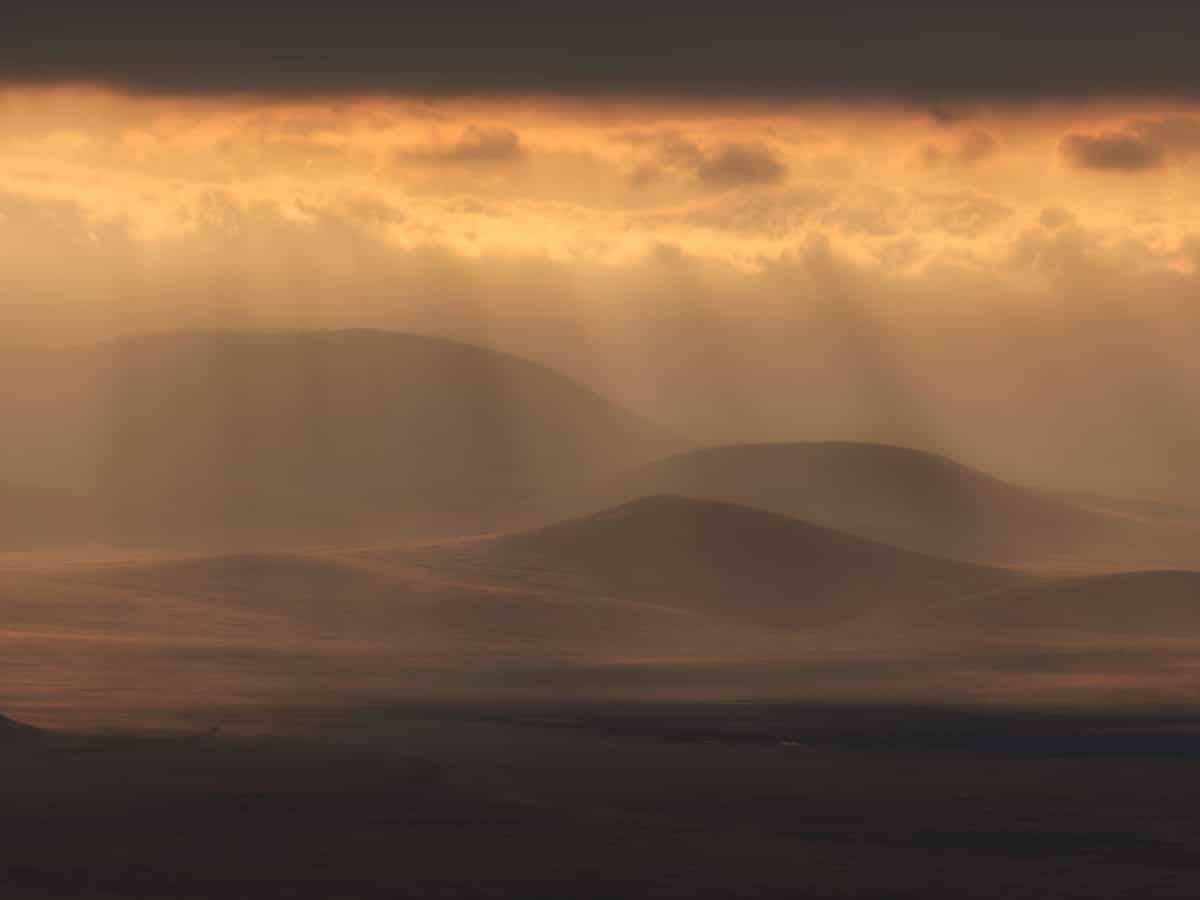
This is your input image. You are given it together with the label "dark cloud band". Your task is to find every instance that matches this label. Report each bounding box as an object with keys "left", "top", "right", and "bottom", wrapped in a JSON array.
[{"left": 5, "top": 3, "right": 1200, "bottom": 100}]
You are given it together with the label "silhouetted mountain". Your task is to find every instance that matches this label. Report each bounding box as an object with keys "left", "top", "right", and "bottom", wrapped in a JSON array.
[
  {"left": 1, "top": 330, "right": 682, "bottom": 547},
  {"left": 0, "top": 713, "right": 41, "bottom": 741},
  {"left": 555, "top": 443, "right": 1138, "bottom": 565},
  {"left": 405, "top": 495, "right": 1026, "bottom": 627}
]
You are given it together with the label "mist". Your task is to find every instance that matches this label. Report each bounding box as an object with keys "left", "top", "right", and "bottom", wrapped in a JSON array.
[
  {"left": 3, "top": 90, "right": 1199, "bottom": 502},
  {"left": 3, "top": 199, "right": 1200, "bottom": 504},
  {"left": 3, "top": 71, "right": 1200, "bottom": 900}
]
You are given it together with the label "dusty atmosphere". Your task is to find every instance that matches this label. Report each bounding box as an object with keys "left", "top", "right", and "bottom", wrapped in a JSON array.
[{"left": 4, "top": 3, "right": 1200, "bottom": 898}]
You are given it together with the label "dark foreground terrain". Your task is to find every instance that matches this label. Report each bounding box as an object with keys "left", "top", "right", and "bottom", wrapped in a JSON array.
[{"left": 5, "top": 702, "right": 1200, "bottom": 900}]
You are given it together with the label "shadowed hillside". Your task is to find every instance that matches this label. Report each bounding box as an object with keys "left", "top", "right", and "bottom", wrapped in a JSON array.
[
  {"left": 956, "top": 571, "right": 1200, "bottom": 634},
  {"left": 556, "top": 442, "right": 1174, "bottom": 566},
  {"left": 6, "top": 500, "right": 1200, "bottom": 722},
  {"left": 54, "top": 498, "right": 1032, "bottom": 692},
  {"left": 82, "top": 552, "right": 435, "bottom": 634},
  {"left": 73, "top": 548, "right": 727, "bottom": 661},
  {"left": 399, "top": 495, "right": 1027, "bottom": 628},
  {"left": 0, "top": 498, "right": 1037, "bottom": 723},
  {"left": 0, "top": 331, "right": 682, "bottom": 548}
]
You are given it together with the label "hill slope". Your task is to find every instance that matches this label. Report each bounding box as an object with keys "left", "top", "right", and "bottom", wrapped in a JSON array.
[
  {"left": 8, "top": 506, "right": 1195, "bottom": 718},
  {"left": 956, "top": 570, "right": 1200, "bottom": 634},
  {"left": 556, "top": 442, "right": 1145, "bottom": 565},
  {"left": 71, "top": 548, "right": 715, "bottom": 656},
  {"left": 400, "top": 495, "right": 1026, "bottom": 628},
  {"left": 1, "top": 330, "right": 682, "bottom": 547}
]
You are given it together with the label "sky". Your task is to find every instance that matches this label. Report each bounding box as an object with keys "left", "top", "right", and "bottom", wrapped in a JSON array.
[
  {"left": 7, "top": 4, "right": 1200, "bottom": 99},
  {"left": 2, "top": 3, "right": 1200, "bottom": 499}
]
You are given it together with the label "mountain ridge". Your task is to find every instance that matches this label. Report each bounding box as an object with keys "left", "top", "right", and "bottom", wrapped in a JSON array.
[
  {"left": 399, "top": 494, "right": 1031, "bottom": 628},
  {"left": 546, "top": 441, "right": 1169, "bottom": 566}
]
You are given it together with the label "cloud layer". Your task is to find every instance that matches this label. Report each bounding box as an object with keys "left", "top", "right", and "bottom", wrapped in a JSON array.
[{"left": 5, "top": 4, "right": 1200, "bottom": 100}]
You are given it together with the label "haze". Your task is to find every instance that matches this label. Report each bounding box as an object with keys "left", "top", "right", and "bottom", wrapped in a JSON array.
[
  {"left": 3, "top": 88, "right": 1200, "bottom": 500},
  {"left": 3, "top": 6, "right": 1200, "bottom": 898}
]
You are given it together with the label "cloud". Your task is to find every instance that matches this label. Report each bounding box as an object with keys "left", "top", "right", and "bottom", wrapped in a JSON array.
[
  {"left": 1060, "top": 117, "right": 1200, "bottom": 172},
  {"left": 1038, "top": 207, "right": 1075, "bottom": 230},
  {"left": 627, "top": 162, "right": 665, "bottom": 188},
  {"left": 636, "top": 187, "right": 830, "bottom": 238},
  {"left": 918, "top": 191, "right": 1012, "bottom": 238},
  {"left": 619, "top": 130, "right": 702, "bottom": 167},
  {"left": 695, "top": 143, "right": 788, "bottom": 189},
  {"left": 820, "top": 189, "right": 902, "bottom": 237},
  {"left": 928, "top": 103, "right": 977, "bottom": 126},
  {"left": 958, "top": 130, "right": 997, "bottom": 164},
  {"left": 623, "top": 133, "right": 787, "bottom": 190},
  {"left": 1134, "top": 116, "right": 1200, "bottom": 157},
  {"left": 922, "top": 130, "right": 997, "bottom": 167},
  {"left": 5, "top": 5, "right": 1200, "bottom": 100},
  {"left": 1061, "top": 132, "right": 1166, "bottom": 172},
  {"left": 400, "top": 127, "right": 525, "bottom": 165}
]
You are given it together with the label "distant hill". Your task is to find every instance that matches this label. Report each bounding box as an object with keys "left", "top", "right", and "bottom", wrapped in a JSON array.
[
  {"left": 12, "top": 502, "right": 1195, "bottom": 715},
  {"left": 1055, "top": 491, "right": 1200, "bottom": 559},
  {"left": 956, "top": 570, "right": 1200, "bottom": 635},
  {"left": 80, "top": 497, "right": 1025, "bottom": 662},
  {"left": 399, "top": 495, "right": 1027, "bottom": 628},
  {"left": 551, "top": 443, "right": 1144, "bottom": 565},
  {"left": 85, "top": 552, "right": 432, "bottom": 631},
  {"left": 0, "top": 330, "right": 682, "bottom": 548},
  {"left": 1062, "top": 492, "right": 1200, "bottom": 526},
  {"left": 80, "top": 547, "right": 720, "bottom": 656}
]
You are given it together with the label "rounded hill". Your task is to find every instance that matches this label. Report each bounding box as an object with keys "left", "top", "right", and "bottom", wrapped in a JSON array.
[{"left": 575, "top": 442, "right": 1119, "bottom": 564}]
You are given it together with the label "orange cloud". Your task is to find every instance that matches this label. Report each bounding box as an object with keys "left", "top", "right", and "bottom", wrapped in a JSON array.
[
  {"left": 399, "top": 126, "right": 525, "bottom": 166},
  {"left": 1060, "top": 116, "right": 1200, "bottom": 172}
]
